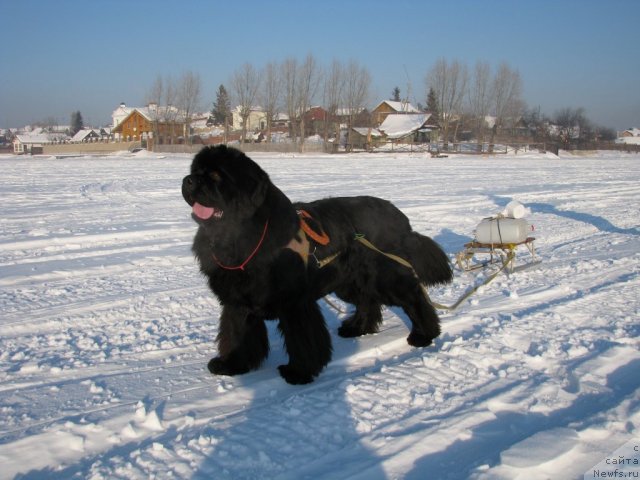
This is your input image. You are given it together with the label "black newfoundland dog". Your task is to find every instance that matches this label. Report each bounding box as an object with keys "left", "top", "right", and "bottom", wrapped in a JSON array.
[{"left": 182, "top": 145, "right": 452, "bottom": 384}]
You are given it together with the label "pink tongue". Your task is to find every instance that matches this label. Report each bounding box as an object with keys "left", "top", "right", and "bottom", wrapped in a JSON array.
[{"left": 193, "top": 202, "right": 215, "bottom": 220}]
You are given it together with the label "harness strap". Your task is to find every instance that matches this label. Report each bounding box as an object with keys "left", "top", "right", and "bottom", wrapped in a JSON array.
[
  {"left": 314, "top": 250, "right": 340, "bottom": 268},
  {"left": 297, "top": 210, "right": 330, "bottom": 245},
  {"left": 354, "top": 234, "right": 416, "bottom": 271},
  {"left": 352, "top": 233, "right": 515, "bottom": 312}
]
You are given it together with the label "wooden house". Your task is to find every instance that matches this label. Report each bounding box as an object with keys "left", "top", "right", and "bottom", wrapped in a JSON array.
[
  {"left": 349, "top": 127, "right": 384, "bottom": 149},
  {"left": 111, "top": 106, "right": 187, "bottom": 146},
  {"left": 378, "top": 113, "right": 436, "bottom": 143},
  {"left": 371, "top": 100, "right": 420, "bottom": 126}
]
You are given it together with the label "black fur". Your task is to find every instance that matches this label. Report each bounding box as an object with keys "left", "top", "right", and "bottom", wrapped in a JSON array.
[{"left": 182, "top": 145, "right": 453, "bottom": 384}]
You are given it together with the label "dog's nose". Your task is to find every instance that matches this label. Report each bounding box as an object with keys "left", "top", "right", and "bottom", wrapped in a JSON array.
[{"left": 182, "top": 175, "right": 196, "bottom": 192}]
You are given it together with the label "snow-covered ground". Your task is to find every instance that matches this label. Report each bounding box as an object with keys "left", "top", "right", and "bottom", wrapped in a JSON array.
[{"left": 0, "top": 149, "right": 638, "bottom": 479}]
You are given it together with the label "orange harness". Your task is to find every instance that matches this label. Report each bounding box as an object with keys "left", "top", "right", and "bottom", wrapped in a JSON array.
[
  {"left": 287, "top": 210, "right": 339, "bottom": 268},
  {"left": 296, "top": 209, "right": 330, "bottom": 245}
]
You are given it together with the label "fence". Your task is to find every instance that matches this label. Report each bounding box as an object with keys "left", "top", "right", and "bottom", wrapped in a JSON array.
[
  {"left": 364, "top": 141, "right": 511, "bottom": 155},
  {"left": 42, "top": 141, "right": 142, "bottom": 155},
  {"left": 153, "top": 141, "right": 329, "bottom": 154}
]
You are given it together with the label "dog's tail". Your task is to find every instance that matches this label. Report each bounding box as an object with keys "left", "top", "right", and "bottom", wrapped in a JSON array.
[{"left": 402, "top": 232, "right": 453, "bottom": 286}]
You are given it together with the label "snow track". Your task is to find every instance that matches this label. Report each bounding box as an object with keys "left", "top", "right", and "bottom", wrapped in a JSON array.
[{"left": 0, "top": 151, "right": 638, "bottom": 479}]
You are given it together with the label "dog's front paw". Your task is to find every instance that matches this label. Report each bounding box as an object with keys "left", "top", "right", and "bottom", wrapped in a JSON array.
[
  {"left": 278, "top": 364, "right": 314, "bottom": 385},
  {"left": 337, "top": 323, "right": 362, "bottom": 338},
  {"left": 208, "top": 356, "right": 232, "bottom": 375},
  {"left": 407, "top": 330, "right": 434, "bottom": 347},
  {"left": 208, "top": 356, "right": 250, "bottom": 376}
]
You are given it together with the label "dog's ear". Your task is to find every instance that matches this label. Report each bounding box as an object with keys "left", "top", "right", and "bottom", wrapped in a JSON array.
[
  {"left": 229, "top": 149, "right": 270, "bottom": 212},
  {"left": 248, "top": 166, "right": 269, "bottom": 208}
]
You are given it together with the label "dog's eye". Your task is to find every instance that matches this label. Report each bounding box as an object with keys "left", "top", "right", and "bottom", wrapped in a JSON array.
[{"left": 209, "top": 171, "right": 222, "bottom": 182}]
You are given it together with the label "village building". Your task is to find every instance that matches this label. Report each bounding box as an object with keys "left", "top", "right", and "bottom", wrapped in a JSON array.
[
  {"left": 231, "top": 106, "right": 267, "bottom": 133},
  {"left": 348, "top": 127, "right": 384, "bottom": 150},
  {"left": 111, "top": 104, "right": 188, "bottom": 147},
  {"left": 617, "top": 128, "right": 640, "bottom": 145},
  {"left": 378, "top": 112, "right": 436, "bottom": 143},
  {"left": 13, "top": 134, "right": 50, "bottom": 154},
  {"left": 70, "top": 128, "right": 101, "bottom": 143},
  {"left": 371, "top": 100, "right": 421, "bottom": 126}
]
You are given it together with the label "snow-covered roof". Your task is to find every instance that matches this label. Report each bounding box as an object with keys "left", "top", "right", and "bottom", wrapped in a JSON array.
[
  {"left": 621, "top": 128, "right": 640, "bottom": 137},
  {"left": 113, "top": 106, "right": 188, "bottom": 130},
  {"left": 137, "top": 105, "right": 187, "bottom": 122},
  {"left": 351, "top": 127, "right": 384, "bottom": 137},
  {"left": 378, "top": 113, "right": 432, "bottom": 139},
  {"left": 375, "top": 100, "right": 420, "bottom": 114},
  {"left": 14, "top": 134, "right": 52, "bottom": 144},
  {"left": 70, "top": 129, "right": 99, "bottom": 142},
  {"left": 233, "top": 105, "right": 264, "bottom": 114},
  {"left": 335, "top": 107, "right": 365, "bottom": 116}
]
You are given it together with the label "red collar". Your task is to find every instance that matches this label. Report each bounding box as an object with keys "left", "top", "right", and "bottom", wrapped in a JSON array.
[{"left": 213, "top": 219, "right": 269, "bottom": 271}]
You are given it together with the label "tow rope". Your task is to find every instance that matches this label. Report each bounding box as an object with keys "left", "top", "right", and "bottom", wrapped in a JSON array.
[{"left": 346, "top": 233, "right": 516, "bottom": 313}]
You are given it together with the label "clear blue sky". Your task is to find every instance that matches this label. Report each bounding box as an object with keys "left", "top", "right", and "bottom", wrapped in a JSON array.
[{"left": 2, "top": 0, "right": 638, "bottom": 131}]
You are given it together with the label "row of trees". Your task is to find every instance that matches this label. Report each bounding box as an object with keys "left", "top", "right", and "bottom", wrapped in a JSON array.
[
  {"left": 423, "top": 58, "right": 616, "bottom": 145},
  {"left": 144, "top": 71, "right": 202, "bottom": 143},
  {"left": 143, "top": 55, "right": 614, "bottom": 148},
  {"left": 210, "top": 55, "right": 371, "bottom": 146},
  {"left": 426, "top": 59, "right": 525, "bottom": 144}
]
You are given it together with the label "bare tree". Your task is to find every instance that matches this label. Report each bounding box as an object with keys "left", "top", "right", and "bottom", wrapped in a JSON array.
[
  {"left": 343, "top": 59, "right": 371, "bottom": 149},
  {"left": 146, "top": 75, "right": 164, "bottom": 144},
  {"left": 467, "top": 61, "right": 493, "bottom": 142},
  {"left": 162, "top": 76, "right": 180, "bottom": 144},
  {"left": 554, "top": 106, "right": 591, "bottom": 145},
  {"left": 322, "top": 59, "right": 345, "bottom": 144},
  {"left": 296, "top": 53, "right": 322, "bottom": 151},
  {"left": 146, "top": 75, "right": 164, "bottom": 107},
  {"left": 426, "top": 58, "right": 468, "bottom": 145},
  {"left": 261, "top": 62, "right": 281, "bottom": 143},
  {"left": 491, "top": 62, "right": 524, "bottom": 143},
  {"left": 177, "top": 71, "right": 201, "bottom": 145},
  {"left": 282, "top": 57, "right": 298, "bottom": 145},
  {"left": 230, "top": 62, "right": 261, "bottom": 143}
]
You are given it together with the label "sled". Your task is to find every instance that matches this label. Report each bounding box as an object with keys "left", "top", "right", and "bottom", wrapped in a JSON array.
[{"left": 455, "top": 237, "right": 538, "bottom": 273}]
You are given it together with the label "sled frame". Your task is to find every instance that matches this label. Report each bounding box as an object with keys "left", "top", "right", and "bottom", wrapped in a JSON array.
[{"left": 456, "top": 237, "right": 536, "bottom": 273}]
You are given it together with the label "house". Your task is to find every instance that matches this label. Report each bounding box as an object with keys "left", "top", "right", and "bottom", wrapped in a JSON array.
[
  {"left": 303, "top": 106, "right": 329, "bottom": 136},
  {"left": 112, "top": 102, "right": 134, "bottom": 134},
  {"left": 13, "top": 134, "right": 50, "bottom": 154},
  {"left": 349, "top": 127, "right": 384, "bottom": 149},
  {"left": 111, "top": 104, "right": 187, "bottom": 146},
  {"left": 371, "top": 100, "right": 420, "bottom": 126},
  {"left": 617, "top": 128, "right": 640, "bottom": 145},
  {"left": 71, "top": 128, "right": 101, "bottom": 143},
  {"left": 378, "top": 113, "right": 436, "bottom": 143},
  {"left": 231, "top": 106, "right": 267, "bottom": 133}
]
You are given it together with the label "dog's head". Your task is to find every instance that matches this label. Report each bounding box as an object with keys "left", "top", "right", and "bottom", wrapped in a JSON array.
[{"left": 182, "top": 146, "right": 270, "bottom": 224}]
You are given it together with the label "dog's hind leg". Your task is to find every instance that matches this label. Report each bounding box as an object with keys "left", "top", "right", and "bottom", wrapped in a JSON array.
[
  {"left": 338, "top": 301, "right": 383, "bottom": 338},
  {"left": 208, "top": 306, "right": 269, "bottom": 377},
  {"left": 399, "top": 281, "right": 441, "bottom": 347},
  {"left": 382, "top": 271, "right": 441, "bottom": 347},
  {"left": 277, "top": 299, "right": 332, "bottom": 385}
]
